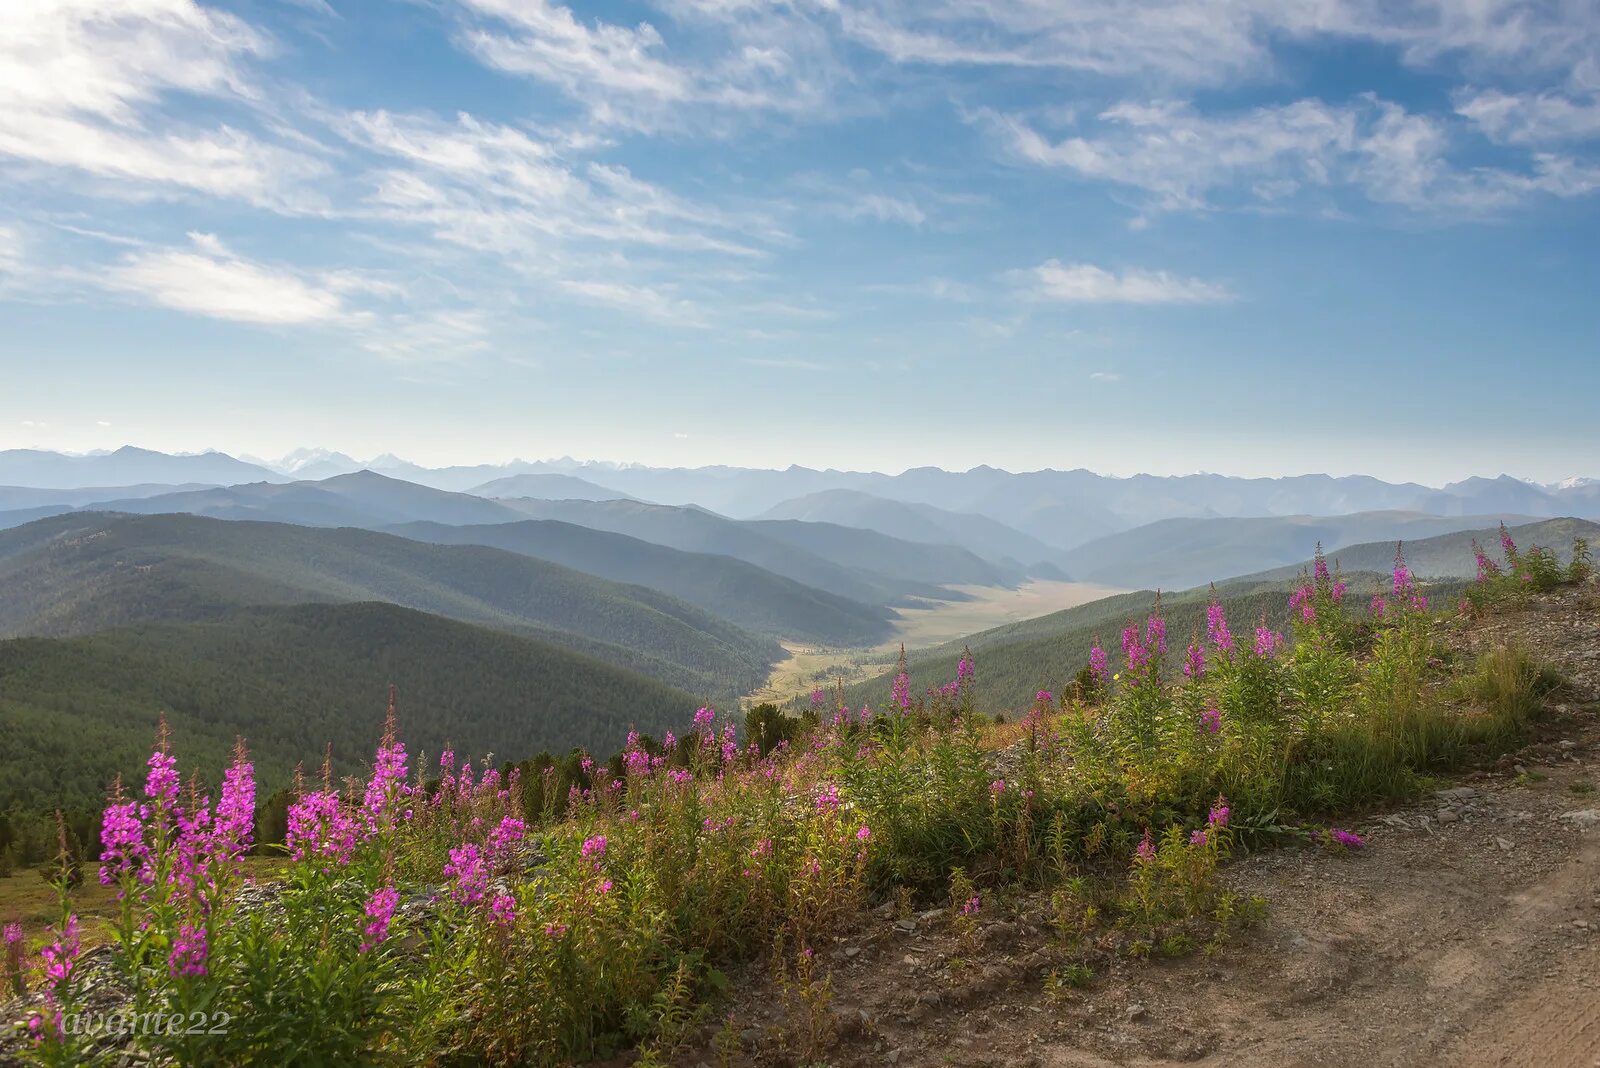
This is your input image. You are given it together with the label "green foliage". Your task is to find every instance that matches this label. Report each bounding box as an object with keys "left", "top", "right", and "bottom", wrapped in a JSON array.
[
  {"left": 0, "top": 511, "right": 779, "bottom": 700},
  {"left": 0, "top": 602, "right": 701, "bottom": 816},
  {"left": 389, "top": 519, "right": 894, "bottom": 646}
]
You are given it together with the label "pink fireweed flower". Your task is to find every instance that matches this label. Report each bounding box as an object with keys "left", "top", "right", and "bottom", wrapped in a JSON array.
[
  {"left": 1135, "top": 830, "right": 1156, "bottom": 863},
  {"left": 810, "top": 688, "right": 826, "bottom": 707},
  {"left": 439, "top": 748, "right": 455, "bottom": 773},
  {"left": 1200, "top": 704, "right": 1222, "bottom": 734},
  {"left": 167, "top": 922, "right": 207, "bottom": 978},
  {"left": 543, "top": 922, "right": 569, "bottom": 938},
  {"left": 1189, "top": 829, "right": 1209, "bottom": 847},
  {"left": 1144, "top": 615, "right": 1167, "bottom": 655},
  {"left": 750, "top": 837, "right": 773, "bottom": 859},
  {"left": 3, "top": 922, "right": 22, "bottom": 997},
  {"left": 1208, "top": 798, "right": 1230, "bottom": 829},
  {"left": 489, "top": 894, "right": 516, "bottom": 929},
  {"left": 891, "top": 670, "right": 911, "bottom": 710},
  {"left": 362, "top": 738, "right": 408, "bottom": 834},
  {"left": 692, "top": 706, "right": 716, "bottom": 740},
  {"left": 443, "top": 843, "right": 488, "bottom": 906},
  {"left": 1121, "top": 624, "right": 1150, "bottom": 674},
  {"left": 1289, "top": 583, "right": 1316, "bottom": 622},
  {"left": 1314, "top": 554, "right": 1331, "bottom": 584},
  {"left": 1392, "top": 544, "right": 1416, "bottom": 598},
  {"left": 1328, "top": 828, "right": 1366, "bottom": 850},
  {"left": 1253, "top": 625, "right": 1284, "bottom": 658},
  {"left": 581, "top": 834, "right": 608, "bottom": 863},
  {"left": 960, "top": 894, "right": 981, "bottom": 916},
  {"left": 1331, "top": 580, "right": 1347, "bottom": 602},
  {"left": 286, "top": 791, "right": 358, "bottom": 868},
  {"left": 957, "top": 656, "right": 974, "bottom": 681},
  {"left": 1182, "top": 641, "right": 1206, "bottom": 680},
  {"left": 1205, "top": 594, "right": 1235, "bottom": 653},
  {"left": 39, "top": 915, "right": 80, "bottom": 987},
  {"left": 1088, "top": 640, "right": 1108, "bottom": 684},
  {"left": 215, "top": 751, "right": 256, "bottom": 859},
  {"left": 144, "top": 748, "right": 180, "bottom": 807},
  {"left": 1370, "top": 594, "right": 1388, "bottom": 618},
  {"left": 1035, "top": 690, "right": 1053, "bottom": 704},
  {"left": 1472, "top": 539, "right": 1502, "bottom": 582},
  {"left": 360, "top": 886, "right": 400, "bottom": 952},
  {"left": 1499, "top": 522, "right": 1519, "bottom": 565},
  {"left": 597, "top": 878, "right": 614, "bottom": 895},
  {"left": 486, "top": 816, "right": 525, "bottom": 864},
  {"left": 815, "top": 782, "right": 842, "bottom": 813},
  {"left": 170, "top": 796, "right": 215, "bottom": 899},
  {"left": 989, "top": 778, "right": 1007, "bottom": 796},
  {"left": 856, "top": 825, "right": 872, "bottom": 842},
  {"left": 98, "top": 799, "right": 146, "bottom": 887}
]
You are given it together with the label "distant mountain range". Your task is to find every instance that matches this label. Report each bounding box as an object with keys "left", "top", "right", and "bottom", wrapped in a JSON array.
[
  {"left": 4, "top": 449, "right": 1595, "bottom": 553},
  {"left": 470, "top": 472, "right": 637, "bottom": 502},
  {"left": 1054, "top": 511, "right": 1542, "bottom": 590}
]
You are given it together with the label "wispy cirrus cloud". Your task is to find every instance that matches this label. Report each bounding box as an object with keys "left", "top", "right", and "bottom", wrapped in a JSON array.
[
  {"left": 1019, "top": 261, "right": 1234, "bottom": 305},
  {"left": 450, "top": 0, "right": 836, "bottom": 133},
  {"left": 0, "top": 0, "right": 327, "bottom": 209},
  {"left": 1017, "top": 262, "right": 1228, "bottom": 303},
  {"left": 987, "top": 97, "right": 1600, "bottom": 214}
]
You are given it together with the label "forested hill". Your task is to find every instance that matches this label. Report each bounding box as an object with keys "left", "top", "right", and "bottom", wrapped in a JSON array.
[
  {"left": 0, "top": 601, "right": 701, "bottom": 813},
  {"left": 387, "top": 518, "right": 892, "bottom": 646},
  {"left": 0, "top": 511, "right": 779, "bottom": 699}
]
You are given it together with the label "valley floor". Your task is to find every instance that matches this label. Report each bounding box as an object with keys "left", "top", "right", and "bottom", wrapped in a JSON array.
[
  {"left": 744, "top": 581, "right": 1127, "bottom": 708},
  {"left": 687, "top": 594, "right": 1600, "bottom": 1067}
]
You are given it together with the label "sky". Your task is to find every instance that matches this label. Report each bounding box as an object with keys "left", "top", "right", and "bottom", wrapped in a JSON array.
[{"left": 1, "top": 0, "right": 1598, "bottom": 485}]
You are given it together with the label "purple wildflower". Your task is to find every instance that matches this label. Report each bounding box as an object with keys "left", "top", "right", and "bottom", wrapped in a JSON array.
[
  {"left": 443, "top": 843, "right": 488, "bottom": 906},
  {"left": 167, "top": 922, "right": 207, "bottom": 978},
  {"left": 360, "top": 887, "right": 400, "bottom": 952}
]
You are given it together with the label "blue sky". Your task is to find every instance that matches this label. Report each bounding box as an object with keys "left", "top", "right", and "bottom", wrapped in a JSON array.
[{"left": 2, "top": 0, "right": 1598, "bottom": 484}]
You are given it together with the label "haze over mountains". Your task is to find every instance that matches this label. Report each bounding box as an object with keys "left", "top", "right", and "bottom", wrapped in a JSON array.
[
  {"left": 2, "top": 444, "right": 1596, "bottom": 810},
  {"left": 6, "top": 448, "right": 1596, "bottom": 552}
]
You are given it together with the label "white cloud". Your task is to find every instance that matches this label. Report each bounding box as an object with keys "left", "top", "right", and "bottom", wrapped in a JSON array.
[
  {"left": 345, "top": 110, "right": 765, "bottom": 257},
  {"left": 105, "top": 234, "right": 348, "bottom": 324},
  {"left": 451, "top": 0, "right": 833, "bottom": 132},
  {"left": 989, "top": 97, "right": 1600, "bottom": 214},
  {"left": 1022, "top": 261, "right": 1233, "bottom": 304},
  {"left": 98, "top": 232, "right": 488, "bottom": 360},
  {"left": 743, "top": 356, "right": 828, "bottom": 371},
  {"left": 557, "top": 279, "right": 706, "bottom": 325},
  {"left": 97, "top": 420, "right": 112, "bottom": 427},
  {"left": 0, "top": 224, "right": 21, "bottom": 275},
  {"left": 1456, "top": 89, "right": 1600, "bottom": 145},
  {"left": 835, "top": 1, "right": 1600, "bottom": 87},
  {"left": 834, "top": 192, "right": 927, "bottom": 226},
  {"left": 0, "top": 0, "right": 326, "bottom": 207},
  {"left": 1088, "top": 371, "right": 1121, "bottom": 382}
]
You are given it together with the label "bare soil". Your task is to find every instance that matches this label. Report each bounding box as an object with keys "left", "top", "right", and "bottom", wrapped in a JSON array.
[{"left": 687, "top": 591, "right": 1600, "bottom": 1068}]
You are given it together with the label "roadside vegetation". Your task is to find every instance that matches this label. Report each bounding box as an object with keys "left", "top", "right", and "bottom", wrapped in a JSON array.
[{"left": 4, "top": 530, "right": 1591, "bottom": 1065}]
